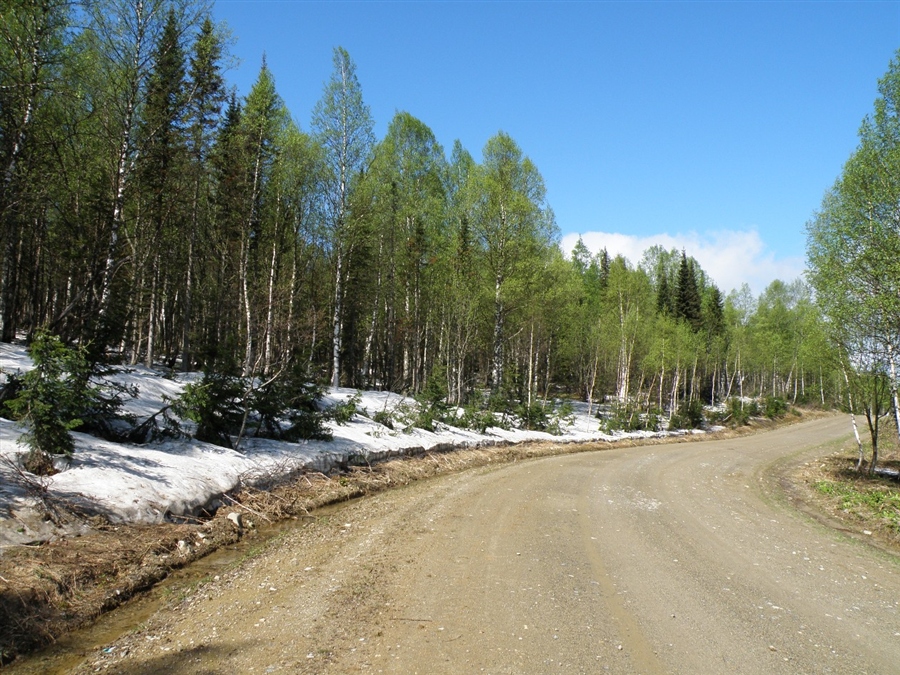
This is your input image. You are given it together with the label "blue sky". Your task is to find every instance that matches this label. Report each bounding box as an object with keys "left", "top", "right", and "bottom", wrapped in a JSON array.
[{"left": 212, "top": 1, "right": 900, "bottom": 295}]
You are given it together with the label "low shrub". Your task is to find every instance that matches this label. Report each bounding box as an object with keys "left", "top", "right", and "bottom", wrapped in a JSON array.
[
  {"left": 725, "top": 397, "right": 758, "bottom": 426},
  {"left": 173, "top": 368, "right": 332, "bottom": 448},
  {"left": 516, "top": 401, "right": 549, "bottom": 431},
  {"left": 601, "top": 404, "right": 646, "bottom": 433},
  {"left": 372, "top": 409, "right": 394, "bottom": 429},
  {"left": 763, "top": 395, "right": 788, "bottom": 419},
  {"left": 3, "top": 331, "right": 128, "bottom": 474},
  {"left": 330, "top": 393, "right": 361, "bottom": 425},
  {"left": 668, "top": 399, "right": 704, "bottom": 431}
]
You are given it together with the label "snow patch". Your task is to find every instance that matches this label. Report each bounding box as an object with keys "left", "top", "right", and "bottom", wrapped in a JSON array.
[{"left": 0, "top": 344, "right": 703, "bottom": 543}]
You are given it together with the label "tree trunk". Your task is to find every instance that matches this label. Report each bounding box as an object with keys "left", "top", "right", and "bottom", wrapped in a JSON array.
[
  {"left": 362, "top": 235, "right": 383, "bottom": 383},
  {"left": 864, "top": 405, "right": 880, "bottom": 476},
  {"left": 181, "top": 171, "right": 200, "bottom": 371},
  {"left": 146, "top": 259, "right": 158, "bottom": 367},
  {"left": 887, "top": 342, "right": 900, "bottom": 446},
  {"left": 527, "top": 321, "right": 535, "bottom": 408},
  {"left": 1, "top": 9, "right": 46, "bottom": 341},
  {"left": 263, "top": 233, "right": 278, "bottom": 374},
  {"left": 491, "top": 273, "right": 504, "bottom": 392},
  {"left": 240, "top": 232, "right": 253, "bottom": 377},
  {"left": 285, "top": 238, "right": 298, "bottom": 364},
  {"left": 841, "top": 362, "right": 865, "bottom": 471},
  {"left": 331, "top": 246, "right": 344, "bottom": 388}
]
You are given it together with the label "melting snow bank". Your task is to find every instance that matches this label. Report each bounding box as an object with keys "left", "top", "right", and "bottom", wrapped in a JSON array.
[{"left": 0, "top": 344, "right": 703, "bottom": 545}]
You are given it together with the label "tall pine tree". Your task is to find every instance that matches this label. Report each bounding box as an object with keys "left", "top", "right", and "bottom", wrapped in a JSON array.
[{"left": 675, "top": 250, "right": 702, "bottom": 331}]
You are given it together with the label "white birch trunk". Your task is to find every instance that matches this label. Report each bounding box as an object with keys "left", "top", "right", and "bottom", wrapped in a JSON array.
[
  {"left": 263, "top": 234, "right": 278, "bottom": 374},
  {"left": 331, "top": 247, "right": 343, "bottom": 388},
  {"left": 841, "top": 362, "right": 865, "bottom": 470},
  {"left": 887, "top": 342, "right": 900, "bottom": 445},
  {"left": 240, "top": 233, "right": 253, "bottom": 377}
]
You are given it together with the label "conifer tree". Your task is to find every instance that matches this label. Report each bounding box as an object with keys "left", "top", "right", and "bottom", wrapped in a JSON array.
[
  {"left": 657, "top": 274, "right": 674, "bottom": 316},
  {"left": 237, "top": 58, "right": 288, "bottom": 375},
  {"left": 135, "top": 8, "right": 188, "bottom": 367},
  {"left": 206, "top": 92, "right": 245, "bottom": 368},
  {"left": 182, "top": 15, "right": 227, "bottom": 370},
  {"left": 0, "top": 0, "right": 71, "bottom": 342},
  {"left": 675, "top": 251, "right": 702, "bottom": 331}
]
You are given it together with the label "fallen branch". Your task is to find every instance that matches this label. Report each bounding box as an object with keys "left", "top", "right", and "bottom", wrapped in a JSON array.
[{"left": 222, "top": 493, "right": 272, "bottom": 524}]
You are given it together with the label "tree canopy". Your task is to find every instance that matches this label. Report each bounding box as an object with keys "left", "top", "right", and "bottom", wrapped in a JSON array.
[{"left": 0, "top": 2, "right": 835, "bottom": 430}]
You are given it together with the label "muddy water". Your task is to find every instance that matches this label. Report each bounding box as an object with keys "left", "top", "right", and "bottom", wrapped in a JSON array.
[{"left": 5, "top": 512, "right": 331, "bottom": 674}]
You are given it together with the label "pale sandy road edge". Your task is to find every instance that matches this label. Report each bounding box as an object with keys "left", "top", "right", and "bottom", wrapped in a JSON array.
[{"left": 758, "top": 425, "right": 900, "bottom": 566}]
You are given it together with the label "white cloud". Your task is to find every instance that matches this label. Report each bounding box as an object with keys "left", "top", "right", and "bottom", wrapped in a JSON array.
[{"left": 560, "top": 229, "right": 805, "bottom": 296}]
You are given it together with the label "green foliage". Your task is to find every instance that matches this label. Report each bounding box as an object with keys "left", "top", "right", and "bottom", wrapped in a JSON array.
[
  {"left": 516, "top": 402, "right": 549, "bottom": 431},
  {"left": 330, "top": 393, "right": 362, "bottom": 426},
  {"left": 0, "top": 2, "right": 844, "bottom": 435},
  {"left": 408, "top": 404, "right": 438, "bottom": 433},
  {"left": 420, "top": 365, "right": 449, "bottom": 406},
  {"left": 174, "top": 372, "right": 244, "bottom": 448},
  {"left": 372, "top": 409, "right": 394, "bottom": 429},
  {"left": 723, "top": 397, "right": 759, "bottom": 426},
  {"left": 4, "top": 332, "right": 94, "bottom": 473},
  {"left": 763, "top": 395, "right": 788, "bottom": 419},
  {"left": 459, "top": 406, "right": 497, "bottom": 433},
  {"left": 675, "top": 251, "right": 702, "bottom": 331},
  {"left": 251, "top": 375, "right": 332, "bottom": 442},
  {"left": 174, "top": 369, "right": 332, "bottom": 447},
  {"left": 806, "top": 49, "right": 900, "bottom": 464},
  {"left": 815, "top": 480, "right": 900, "bottom": 532},
  {"left": 545, "top": 400, "right": 576, "bottom": 436},
  {"left": 674, "top": 398, "right": 705, "bottom": 430},
  {"left": 601, "top": 403, "right": 660, "bottom": 433}
]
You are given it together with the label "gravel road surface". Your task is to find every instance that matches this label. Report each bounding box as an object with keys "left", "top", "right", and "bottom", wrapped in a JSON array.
[{"left": 67, "top": 416, "right": 898, "bottom": 673}]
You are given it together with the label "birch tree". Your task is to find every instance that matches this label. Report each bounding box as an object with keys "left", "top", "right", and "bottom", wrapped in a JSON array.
[
  {"left": 359, "top": 112, "right": 446, "bottom": 391},
  {"left": 475, "top": 132, "right": 554, "bottom": 392},
  {"left": 312, "top": 47, "right": 374, "bottom": 387},
  {"left": 807, "top": 48, "right": 900, "bottom": 466},
  {"left": 82, "top": 0, "right": 206, "bottom": 348}
]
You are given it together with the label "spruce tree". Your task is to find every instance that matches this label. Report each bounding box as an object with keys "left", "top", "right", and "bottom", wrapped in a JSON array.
[
  {"left": 205, "top": 92, "right": 246, "bottom": 368},
  {"left": 598, "top": 248, "right": 610, "bottom": 288},
  {"left": 134, "top": 9, "right": 188, "bottom": 366},
  {"left": 182, "top": 15, "right": 227, "bottom": 370},
  {"left": 140, "top": 10, "right": 186, "bottom": 212},
  {"left": 0, "top": 0, "right": 71, "bottom": 342},
  {"left": 702, "top": 285, "right": 726, "bottom": 338},
  {"left": 5, "top": 332, "right": 93, "bottom": 473},
  {"left": 675, "top": 251, "right": 702, "bottom": 331},
  {"left": 236, "top": 58, "right": 288, "bottom": 376},
  {"left": 657, "top": 273, "right": 674, "bottom": 316}
]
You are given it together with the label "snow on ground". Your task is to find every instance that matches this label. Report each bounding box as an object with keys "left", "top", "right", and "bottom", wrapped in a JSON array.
[{"left": 0, "top": 343, "right": 689, "bottom": 545}]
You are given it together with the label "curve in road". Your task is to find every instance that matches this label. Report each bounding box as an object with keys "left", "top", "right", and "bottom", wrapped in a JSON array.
[{"left": 67, "top": 416, "right": 898, "bottom": 674}]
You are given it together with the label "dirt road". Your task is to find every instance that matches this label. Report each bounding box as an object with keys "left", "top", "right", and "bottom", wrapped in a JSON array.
[{"left": 65, "top": 417, "right": 900, "bottom": 673}]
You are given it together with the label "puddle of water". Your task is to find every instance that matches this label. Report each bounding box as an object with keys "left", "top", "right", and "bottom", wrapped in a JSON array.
[{"left": 4, "top": 512, "right": 328, "bottom": 674}]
